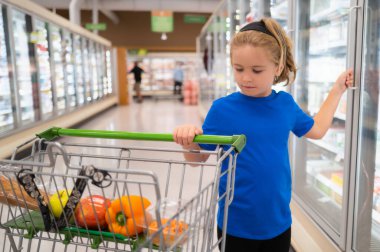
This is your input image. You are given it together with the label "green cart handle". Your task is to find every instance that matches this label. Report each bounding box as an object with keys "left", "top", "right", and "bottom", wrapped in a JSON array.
[{"left": 37, "top": 127, "right": 246, "bottom": 153}]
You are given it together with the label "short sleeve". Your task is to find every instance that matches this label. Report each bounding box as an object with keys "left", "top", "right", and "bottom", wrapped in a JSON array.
[
  {"left": 292, "top": 101, "right": 314, "bottom": 138},
  {"left": 199, "top": 102, "right": 220, "bottom": 151}
]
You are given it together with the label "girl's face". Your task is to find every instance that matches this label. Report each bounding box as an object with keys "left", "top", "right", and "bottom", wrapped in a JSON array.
[{"left": 231, "top": 45, "right": 281, "bottom": 97}]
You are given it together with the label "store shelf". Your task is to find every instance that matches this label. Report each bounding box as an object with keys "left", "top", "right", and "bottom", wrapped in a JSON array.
[
  {"left": 308, "top": 138, "right": 344, "bottom": 156},
  {"left": 310, "top": 40, "right": 346, "bottom": 55},
  {"left": 310, "top": 5, "right": 348, "bottom": 23},
  {"left": 0, "top": 109, "right": 12, "bottom": 115},
  {"left": 334, "top": 112, "right": 346, "bottom": 121}
]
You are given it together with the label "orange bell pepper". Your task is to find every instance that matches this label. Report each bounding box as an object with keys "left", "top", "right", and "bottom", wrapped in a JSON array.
[{"left": 105, "top": 195, "right": 151, "bottom": 236}]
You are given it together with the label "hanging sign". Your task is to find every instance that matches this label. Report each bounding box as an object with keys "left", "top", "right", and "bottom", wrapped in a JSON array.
[
  {"left": 151, "top": 10, "right": 173, "bottom": 32},
  {"left": 128, "top": 49, "right": 148, "bottom": 56},
  {"left": 184, "top": 14, "right": 206, "bottom": 24},
  {"left": 85, "top": 23, "right": 107, "bottom": 31}
]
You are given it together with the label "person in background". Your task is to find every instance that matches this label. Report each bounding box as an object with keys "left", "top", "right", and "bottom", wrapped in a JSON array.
[
  {"left": 129, "top": 61, "right": 144, "bottom": 103},
  {"left": 173, "top": 18, "right": 353, "bottom": 252},
  {"left": 173, "top": 62, "right": 184, "bottom": 96}
]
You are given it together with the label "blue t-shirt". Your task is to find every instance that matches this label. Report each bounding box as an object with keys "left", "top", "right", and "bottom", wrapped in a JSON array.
[{"left": 199, "top": 90, "right": 314, "bottom": 240}]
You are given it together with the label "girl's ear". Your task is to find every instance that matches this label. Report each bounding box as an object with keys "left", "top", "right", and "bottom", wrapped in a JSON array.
[{"left": 275, "top": 64, "right": 284, "bottom": 76}]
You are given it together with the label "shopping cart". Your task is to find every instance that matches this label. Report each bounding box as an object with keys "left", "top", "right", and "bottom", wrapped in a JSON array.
[{"left": 0, "top": 127, "right": 245, "bottom": 252}]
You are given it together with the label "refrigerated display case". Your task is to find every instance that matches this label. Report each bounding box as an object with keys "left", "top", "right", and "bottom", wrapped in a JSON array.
[
  {"left": 50, "top": 25, "right": 66, "bottom": 113},
  {"left": 34, "top": 18, "right": 53, "bottom": 119},
  {"left": 62, "top": 29, "right": 76, "bottom": 108},
  {"left": 0, "top": 0, "right": 114, "bottom": 142},
  {"left": 127, "top": 53, "right": 196, "bottom": 97},
  {"left": 11, "top": 9, "right": 36, "bottom": 125},
  {"left": 196, "top": 0, "right": 243, "bottom": 117},
  {"left": 292, "top": 1, "right": 350, "bottom": 245},
  {"left": 0, "top": 5, "right": 14, "bottom": 133},
  {"left": 73, "top": 34, "right": 85, "bottom": 105}
]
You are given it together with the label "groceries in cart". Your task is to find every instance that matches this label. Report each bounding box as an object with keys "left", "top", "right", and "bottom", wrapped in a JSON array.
[{"left": 146, "top": 199, "right": 191, "bottom": 247}]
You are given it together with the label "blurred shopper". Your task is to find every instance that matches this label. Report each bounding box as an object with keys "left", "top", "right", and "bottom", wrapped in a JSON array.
[
  {"left": 173, "top": 62, "right": 184, "bottom": 95},
  {"left": 173, "top": 18, "right": 353, "bottom": 252},
  {"left": 129, "top": 61, "right": 144, "bottom": 103}
]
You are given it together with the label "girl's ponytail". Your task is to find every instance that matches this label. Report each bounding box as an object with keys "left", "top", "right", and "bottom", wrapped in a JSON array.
[{"left": 262, "top": 18, "right": 297, "bottom": 85}]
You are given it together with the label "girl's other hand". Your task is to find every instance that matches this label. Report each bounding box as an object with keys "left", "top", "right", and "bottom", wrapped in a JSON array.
[
  {"left": 173, "top": 125, "right": 203, "bottom": 149},
  {"left": 333, "top": 69, "right": 354, "bottom": 94}
]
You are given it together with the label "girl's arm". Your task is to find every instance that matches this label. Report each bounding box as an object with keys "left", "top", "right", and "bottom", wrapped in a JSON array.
[
  {"left": 173, "top": 125, "right": 210, "bottom": 163},
  {"left": 305, "top": 69, "right": 354, "bottom": 139}
]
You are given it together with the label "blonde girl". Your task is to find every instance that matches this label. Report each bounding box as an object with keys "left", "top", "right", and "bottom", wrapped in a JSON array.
[{"left": 174, "top": 18, "right": 353, "bottom": 252}]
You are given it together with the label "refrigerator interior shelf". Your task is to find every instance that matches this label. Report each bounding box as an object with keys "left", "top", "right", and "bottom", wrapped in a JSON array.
[
  {"left": 0, "top": 120, "right": 12, "bottom": 127},
  {"left": 334, "top": 112, "right": 346, "bottom": 121},
  {"left": 315, "top": 173, "right": 343, "bottom": 196},
  {"left": 308, "top": 138, "right": 344, "bottom": 156},
  {"left": 309, "top": 40, "right": 346, "bottom": 55},
  {"left": 0, "top": 109, "right": 12, "bottom": 115},
  {"left": 310, "top": 6, "right": 348, "bottom": 23}
]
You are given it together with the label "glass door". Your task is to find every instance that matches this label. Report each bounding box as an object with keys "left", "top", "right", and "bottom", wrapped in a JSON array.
[
  {"left": 292, "top": 0, "right": 350, "bottom": 247},
  {"left": 89, "top": 41, "right": 98, "bottom": 100},
  {"left": 105, "top": 48, "right": 112, "bottom": 95},
  {"left": 62, "top": 30, "right": 76, "bottom": 108},
  {"left": 73, "top": 34, "right": 85, "bottom": 105},
  {"left": 82, "top": 38, "right": 92, "bottom": 102},
  {"left": 11, "top": 9, "right": 36, "bottom": 125},
  {"left": 100, "top": 46, "right": 107, "bottom": 96},
  {"left": 34, "top": 18, "right": 53, "bottom": 119},
  {"left": 352, "top": 1, "right": 380, "bottom": 251},
  {"left": 0, "top": 5, "right": 14, "bottom": 134},
  {"left": 50, "top": 25, "right": 66, "bottom": 113},
  {"left": 95, "top": 43, "right": 104, "bottom": 98}
]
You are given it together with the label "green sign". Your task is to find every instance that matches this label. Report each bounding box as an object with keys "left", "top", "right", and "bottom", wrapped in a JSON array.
[
  {"left": 151, "top": 11, "right": 173, "bottom": 33},
  {"left": 128, "top": 49, "right": 148, "bottom": 56},
  {"left": 85, "top": 23, "right": 107, "bottom": 31},
  {"left": 184, "top": 15, "right": 206, "bottom": 24},
  {"left": 207, "top": 19, "right": 228, "bottom": 32}
]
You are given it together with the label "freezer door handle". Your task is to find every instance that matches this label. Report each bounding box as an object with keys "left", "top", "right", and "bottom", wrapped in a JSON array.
[{"left": 347, "top": 5, "right": 362, "bottom": 90}]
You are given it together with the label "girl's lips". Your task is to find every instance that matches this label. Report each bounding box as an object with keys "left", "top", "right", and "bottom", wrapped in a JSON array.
[{"left": 242, "top": 86, "right": 256, "bottom": 89}]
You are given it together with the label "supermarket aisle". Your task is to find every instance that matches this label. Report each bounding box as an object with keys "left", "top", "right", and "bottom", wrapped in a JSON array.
[{"left": 80, "top": 100, "right": 202, "bottom": 135}]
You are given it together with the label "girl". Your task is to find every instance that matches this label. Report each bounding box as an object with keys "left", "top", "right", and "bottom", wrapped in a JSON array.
[{"left": 173, "top": 18, "right": 353, "bottom": 252}]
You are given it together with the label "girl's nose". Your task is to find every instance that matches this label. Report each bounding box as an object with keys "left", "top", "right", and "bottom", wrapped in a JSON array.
[{"left": 242, "top": 72, "right": 252, "bottom": 82}]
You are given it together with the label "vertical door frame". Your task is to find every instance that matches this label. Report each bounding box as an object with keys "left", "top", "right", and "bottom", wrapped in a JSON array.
[
  {"left": 2, "top": 5, "right": 18, "bottom": 130},
  {"left": 27, "top": 15, "right": 41, "bottom": 121},
  {"left": 346, "top": 0, "right": 373, "bottom": 251},
  {"left": 7, "top": 7, "right": 23, "bottom": 127},
  {"left": 71, "top": 33, "right": 80, "bottom": 106},
  {"left": 48, "top": 23, "right": 58, "bottom": 115},
  {"left": 59, "top": 28, "right": 69, "bottom": 110}
]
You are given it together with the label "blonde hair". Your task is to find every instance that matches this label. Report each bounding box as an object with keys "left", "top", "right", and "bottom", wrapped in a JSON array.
[{"left": 230, "top": 18, "right": 296, "bottom": 86}]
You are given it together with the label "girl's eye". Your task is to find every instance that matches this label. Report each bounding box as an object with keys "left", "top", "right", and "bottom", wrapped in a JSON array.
[
  {"left": 252, "top": 70, "right": 263, "bottom": 74},
  {"left": 235, "top": 68, "right": 243, "bottom": 72}
]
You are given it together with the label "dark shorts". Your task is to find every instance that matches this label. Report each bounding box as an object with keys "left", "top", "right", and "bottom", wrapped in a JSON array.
[{"left": 217, "top": 227, "right": 291, "bottom": 252}]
